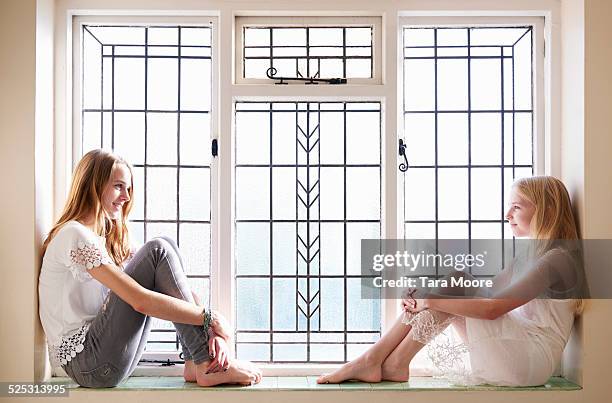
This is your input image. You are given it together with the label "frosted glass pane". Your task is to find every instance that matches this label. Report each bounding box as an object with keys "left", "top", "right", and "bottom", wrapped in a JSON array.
[
  {"left": 438, "top": 223, "right": 469, "bottom": 239},
  {"left": 503, "top": 58, "right": 514, "bottom": 109},
  {"left": 272, "top": 113, "right": 296, "bottom": 165},
  {"left": 318, "top": 59, "right": 343, "bottom": 78},
  {"left": 437, "top": 59, "right": 468, "bottom": 110},
  {"left": 320, "top": 112, "right": 344, "bottom": 165},
  {"left": 404, "top": 223, "right": 435, "bottom": 239},
  {"left": 180, "top": 59, "right": 210, "bottom": 111},
  {"left": 87, "top": 26, "right": 145, "bottom": 45},
  {"left": 404, "top": 113, "right": 435, "bottom": 165},
  {"left": 273, "top": 28, "right": 306, "bottom": 47},
  {"left": 470, "top": 28, "right": 530, "bottom": 46},
  {"left": 320, "top": 223, "right": 344, "bottom": 276},
  {"left": 148, "top": 27, "right": 178, "bottom": 46},
  {"left": 180, "top": 113, "right": 210, "bottom": 166},
  {"left": 346, "top": 27, "right": 372, "bottom": 46},
  {"left": 272, "top": 168, "right": 296, "bottom": 220},
  {"left": 320, "top": 278, "right": 344, "bottom": 331},
  {"left": 147, "top": 113, "right": 177, "bottom": 165},
  {"left": 236, "top": 278, "right": 270, "bottom": 330},
  {"left": 179, "top": 168, "right": 210, "bottom": 221},
  {"left": 471, "top": 168, "right": 502, "bottom": 220},
  {"left": 514, "top": 113, "right": 533, "bottom": 165},
  {"left": 346, "top": 168, "right": 380, "bottom": 220},
  {"left": 187, "top": 277, "right": 209, "bottom": 309},
  {"left": 130, "top": 167, "right": 144, "bottom": 220},
  {"left": 181, "top": 27, "right": 210, "bottom": 47},
  {"left": 102, "top": 58, "right": 112, "bottom": 109},
  {"left": 114, "top": 112, "right": 145, "bottom": 165},
  {"left": 147, "top": 58, "right": 178, "bottom": 110},
  {"left": 404, "top": 59, "right": 435, "bottom": 110},
  {"left": 514, "top": 33, "right": 532, "bottom": 110},
  {"left": 82, "top": 112, "right": 101, "bottom": 152},
  {"left": 438, "top": 113, "right": 468, "bottom": 165},
  {"left": 236, "top": 344, "right": 269, "bottom": 362},
  {"left": 347, "top": 278, "right": 380, "bottom": 331},
  {"left": 438, "top": 168, "right": 468, "bottom": 220},
  {"left": 146, "top": 168, "right": 176, "bottom": 220},
  {"left": 146, "top": 222, "right": 176, "bottom": 243},
  {"left": 127, "top": 221, "right": 144, "bottom": 246},
  {"left": 437, "top": 28, "right": 467, "bottom": 46},
  {"left": 236, "top": 167, "right": 270, "bottom": 220},
  {"left": 346, "top": 223, "right": 380, "bottom": 275},
  {"left": 82, "top": 31, "right": 101, "bottom": 109},
  {"left": 348, "top": 344, "right": 375, "bottom": 361},
  {"left": 236, "top": 112, "right": 270, "bottom": 164},
  {"left": 319, "top": 168, "right": 344, "bottom": 220},
  {"left": 471, "top": 113, "right": 501, "bottom": 165},
  {"left": 179, "top": 223, "right": 210, "bottom": 275},
  {"left": 272, "top": 223, "right": 296, "bottom": 275},
  {"left": 236, "top": 223, "right": 270, "bottom": 275},
  {"left": 503, "top": 113, "right": 514, "bottom": 164},
  {"left": 345, "top": 59, "right": 371, "bottom": 78},
  {"left": 471, "top": 59, "right": 501, "bottom": 111},
  {"left": 245, "top": 28, "right": 270, "bottom": 47},
  {"left": 472, "top": 223, "right": 502, "bottom": 239},
  {"left": 296, "top": 167, "right": 319, "bottom": 221},
  {"left": 346, "top": 112, "right": 380, "bottom": 165},
  {"left": 273, "top": 344, "right": 306, "bottom": 362},
  {"left": 404, "top": 28, "right": 434, "bottom": 47},
  {"left": 310, "top": 344, "right": 344, "bottom": 362},
  {"left": 404, "top": 168, "right": 435, "bottom": 220},
  {"left": 309, "top": 28, "right": 342, "bottom": 46},
  {"left": 272, "top": 58, "right": 297, "bottom": 78},
  {"left": 114, "top": 58, "right": 145, "bottom": 110},
  {"left": 273, "top": 279, "right": 296, "bottom": 331},
  {"left": 244, "top": 59, "right": 270, "bottom": 79}
]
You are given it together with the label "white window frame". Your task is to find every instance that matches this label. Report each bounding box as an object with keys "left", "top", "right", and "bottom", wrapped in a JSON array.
[
  {"left": 51, "top": 0, "right": 562, "bottom": 378},
  {"left": 235, "top": 16, "right": 383, "bottom": 85}
]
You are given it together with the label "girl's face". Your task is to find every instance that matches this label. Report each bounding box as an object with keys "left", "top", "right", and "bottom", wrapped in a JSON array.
[
  {"left": 505, "top": 187, "right": 536, "bottom": 238},
  {"left": 101, "top": 164, "right": 132, "bottom": 220}
]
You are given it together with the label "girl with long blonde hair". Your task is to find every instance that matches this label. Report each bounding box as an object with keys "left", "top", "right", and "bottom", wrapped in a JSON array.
[
  {"left": 39, "top": 149, "right": 261, "bottom": 388},
  {"left": 318, "top": 176, "right": 584, "bottom": 386}
]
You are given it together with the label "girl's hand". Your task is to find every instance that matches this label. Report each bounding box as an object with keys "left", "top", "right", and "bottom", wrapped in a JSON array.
[
  {"left": 401, "top": 288, "right": 429, "bottom": 313},
  {"left": 209, "top": 310, "right": 232, "bottom": 342},
  {"left": 206, "top": 336, "right": 230, "bottom": 374}
]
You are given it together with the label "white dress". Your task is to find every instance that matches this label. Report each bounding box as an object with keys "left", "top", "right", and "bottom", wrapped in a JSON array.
[{"left": 404, "top": 249, "right": 578, "bottom": 386}]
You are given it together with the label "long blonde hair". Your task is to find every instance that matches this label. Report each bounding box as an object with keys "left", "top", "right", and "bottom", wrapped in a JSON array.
[
  {"left": 513, "top": 176, "right": 584, "bottom": 314},
  {"left": 42, "top": 149, "right": 134, "bottom": 266}
]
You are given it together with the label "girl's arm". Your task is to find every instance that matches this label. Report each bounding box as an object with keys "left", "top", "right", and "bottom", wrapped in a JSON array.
[
  {"left": 424, "top": 297, "right": 528, "bottom": 320},
  {"left": 89, "top": 263, "right": 205, "bottom": 325},
  {"left": 421, "top": 255, "right": 561, "bottom": 320}
]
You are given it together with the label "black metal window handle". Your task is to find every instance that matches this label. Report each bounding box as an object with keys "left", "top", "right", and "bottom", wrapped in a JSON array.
[
  {"left": 399, "top": 139, "right": 409, "bottom": 172},
  {"left": 266, "top": 67, "right": 347, "bottom": 85}
]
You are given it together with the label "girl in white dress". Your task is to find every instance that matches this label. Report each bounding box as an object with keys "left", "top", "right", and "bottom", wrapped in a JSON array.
[{"left": 318, "top": 176, "right": 584, "bottom": 386}]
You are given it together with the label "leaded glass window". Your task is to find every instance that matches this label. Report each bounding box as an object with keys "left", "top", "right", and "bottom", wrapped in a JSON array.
[
  {"left": 78, "top": 23, "right": 213, "bottom": 355},
  {"left": 402, "top": 26, "right": 535, "bottom": 245},
  {"left": 234, "top": 101, "right": 382, "bottom": 363}
]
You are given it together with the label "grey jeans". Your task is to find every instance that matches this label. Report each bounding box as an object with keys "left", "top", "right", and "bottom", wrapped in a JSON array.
[{"left": 62, "top": 237, "right": 209, "bottom": 388}]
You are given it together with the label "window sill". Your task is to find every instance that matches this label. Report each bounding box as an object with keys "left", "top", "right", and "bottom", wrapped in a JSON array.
[{"left": 49, "top": 376, "right": 580, "bottom": 392}]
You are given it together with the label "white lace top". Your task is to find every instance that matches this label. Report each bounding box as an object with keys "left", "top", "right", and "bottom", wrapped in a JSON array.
[{"left": 38, "top": 221, "right": 114, "bottom": 368}]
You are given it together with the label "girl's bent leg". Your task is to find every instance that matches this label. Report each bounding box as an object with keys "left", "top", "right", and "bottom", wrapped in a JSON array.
[{"left": 317, "top": 314, "right": 414, "bottom": 384}]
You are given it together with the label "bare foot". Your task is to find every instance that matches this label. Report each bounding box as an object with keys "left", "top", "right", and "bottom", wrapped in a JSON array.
[
  {"left": 196, "top": 360, "right": 262, "bottom": 387},
  {"left": 381, "top": 357, "right": 410, "bottom": 382},
  {"left": 183, "top": 360, "right": 196, "bottom": 382},
  {"left": 317, "top": 356, "right": 382, "bottom": 384}
]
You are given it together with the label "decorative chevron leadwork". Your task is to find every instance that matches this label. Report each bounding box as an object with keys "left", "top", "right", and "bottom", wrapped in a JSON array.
[{"left": 296, "top": 108, "right": 321, "bottom": 329}]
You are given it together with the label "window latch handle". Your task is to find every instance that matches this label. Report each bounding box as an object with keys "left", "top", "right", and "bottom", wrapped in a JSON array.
[
  {"left": 212, "top": 139, "right": 218, "bottom": 157},
  {"left": 399, "top": 139, "right": 409, "bottom": 172}
]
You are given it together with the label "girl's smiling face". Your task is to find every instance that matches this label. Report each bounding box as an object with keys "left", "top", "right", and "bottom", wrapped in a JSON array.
[
  {"left": 505, "top": 187, "right": 536, "bottom": 238},
  {"left": 101, "top": 163, "right": 132, "bottom": 220}
]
